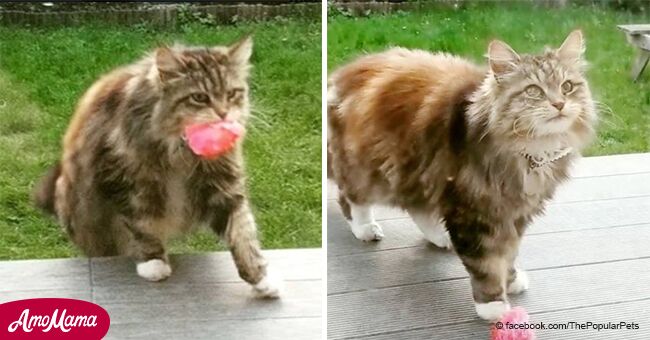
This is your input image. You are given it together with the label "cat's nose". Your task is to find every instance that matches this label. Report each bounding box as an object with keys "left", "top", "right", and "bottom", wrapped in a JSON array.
[
  {"left": 214, "top": 109, "right": 228, "bottom": 119},
  {"left": 552, "top": 101, "right": 565, "bottom": 111}
]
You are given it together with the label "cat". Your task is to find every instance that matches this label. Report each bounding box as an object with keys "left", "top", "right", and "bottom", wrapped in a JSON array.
[
  {"left": 327, "top": 30, "right": 596, "bottom": 320},
  {"left": 33, "top": 36, "right": 282, "bottom": 297}
]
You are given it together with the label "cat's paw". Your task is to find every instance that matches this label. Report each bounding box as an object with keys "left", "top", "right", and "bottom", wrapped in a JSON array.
[
  {"left": 475, "top": 301, "right": 511, "bottom": 321},
  {"left": 422, "top": 227, "right": 453, "bottom": 250},
  {"left": 507, "top": 269, "right": 529, "bottom": 295},
  {"left": 351, "top": 222, "right": 384, "bottom": 241},
  {"left": 136, "top": 259, "right": 172, "bottom": 282},
  {"left": 408, "top": 211, "right": 452, "bottom": 250},
  {"left": 253, "top": 267, "right": 283, "bottom": 299}
]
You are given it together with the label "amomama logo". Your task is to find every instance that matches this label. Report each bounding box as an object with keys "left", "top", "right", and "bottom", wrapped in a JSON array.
[{"left": 0, "top": 298, "right": 110, "bottom": 339}]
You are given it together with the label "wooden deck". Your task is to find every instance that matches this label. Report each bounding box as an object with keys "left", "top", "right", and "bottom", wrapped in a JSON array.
[
  {"left": 0, "top": 248, "right": 322, "bottom": 339},
  {"left": 327, "top": 153, "right": 650, "bottom": 339}
]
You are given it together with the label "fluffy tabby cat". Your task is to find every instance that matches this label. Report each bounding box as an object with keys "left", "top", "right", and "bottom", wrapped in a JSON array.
[
  {"left": 327, "top": 30, "right": 596, "bottom": 320},
  {"left": 34, "top": 36, "right": 282, "bottom": 297}
]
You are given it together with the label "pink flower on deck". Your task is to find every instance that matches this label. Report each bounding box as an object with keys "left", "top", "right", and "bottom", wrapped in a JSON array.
[{"left": 491, "top": 307, "right": 536, "bottom": 340}]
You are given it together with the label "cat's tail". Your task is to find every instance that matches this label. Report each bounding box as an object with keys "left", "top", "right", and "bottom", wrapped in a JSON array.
[
  {"left": 326, "top": 79, "right": 337, "bottom": 181},
  {"left": 32, "top": 161, "right": 61, "bottom": 216},
  {"left": 327, "top": 146, "right": 334, "bottom": 179}
]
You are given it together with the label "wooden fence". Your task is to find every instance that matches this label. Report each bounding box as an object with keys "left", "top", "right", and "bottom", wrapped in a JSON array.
[
  {"left": 0, "top": 2, "right": 321, "bottom": 27},
  {"left": 329, "top": 1, "right": 465, "bottom": 16}
]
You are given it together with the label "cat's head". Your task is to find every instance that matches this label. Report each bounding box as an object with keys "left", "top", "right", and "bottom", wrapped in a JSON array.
[
  {"left": 481, "top": 30, "right": 596, "bottom": 145},
  {"left": 151, "top": 36, "right": 252, "bottom": 142}
]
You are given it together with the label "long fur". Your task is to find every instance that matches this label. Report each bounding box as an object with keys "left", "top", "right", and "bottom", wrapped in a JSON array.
[
  {"left": 328, "top": 32, "right": 597, "bottom": 313},
  {"left": 33, "top": 37, "right": 272, "bottom": 286}
]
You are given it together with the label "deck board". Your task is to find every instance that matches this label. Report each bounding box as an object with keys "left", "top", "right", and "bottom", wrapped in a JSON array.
[
  {"left": 0, "top": 248, "right": 322, "bottom": 339},
  {"left": 329, "top": 223, "right": 650, "bottom": 294},
  {"left": 358, "top": 298, "right": 650, "bottom": 340},
  {"left": 108, "top": 317, "right": 322, "bottom": 340},
  {"left": 327, "top": 152, "right": 650, "bottom": 339},
  {"left": 328, "top": 196, "right": 650, "bottom": 257}
]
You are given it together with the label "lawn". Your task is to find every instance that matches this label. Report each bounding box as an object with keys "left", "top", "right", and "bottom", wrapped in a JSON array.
[
  {"left": 328, "top": 3, "right": 650, "bottom": 155},
  {"left": 0, "top": 18, "right": 321, "bottom": 259}
]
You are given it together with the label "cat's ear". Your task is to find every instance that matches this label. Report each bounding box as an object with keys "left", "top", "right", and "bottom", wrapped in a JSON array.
[
  {"left": 155, "top": 47, "right": 183, "bottom": 82},
  {"left": 488, "top": 40, "right": 520, "bottom": 76},
  {"left": 557, "top": 30, "right": 584, "bottom": 61},
  {"left": 228, "top": 35, "right": 253, "bottom": 66}
]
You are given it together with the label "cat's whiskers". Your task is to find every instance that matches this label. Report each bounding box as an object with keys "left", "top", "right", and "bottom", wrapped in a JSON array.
[
  {"left": 525, "top": 113, "right": 543, "bottom": 139},
  {"left": 177, "top": 145, "right": 195, "bottom": 169},
  {"left": 186, "top": 153, "right": 203, "bottom": 178},
  {"left": 512, "top": 116, "right": 526, "bottom": 137},
  {"left": 593, "top": 101, "right": 620, "bottom": 129},
  {"left": 248, "top": 107, "right": 273, "bottom": 129},
  {"left": 511, "top": 109, "right": 543, "bottom": 138},
  {"left": 525, "top": 121, "right": 536, "bottom": 139},
  {"left": 593, "top": 100, "right": 613, "bottom": 116}
]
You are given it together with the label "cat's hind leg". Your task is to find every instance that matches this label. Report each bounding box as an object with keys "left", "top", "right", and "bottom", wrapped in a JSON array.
[
  {"left": 340, "top": 194, "right": 384, "bottom": 241},
  {"left": 351, "top": 204, "right": 384, "bottom": 241},
  {"left": 408, "top": 210, "right": 452, "bottom": 249}
]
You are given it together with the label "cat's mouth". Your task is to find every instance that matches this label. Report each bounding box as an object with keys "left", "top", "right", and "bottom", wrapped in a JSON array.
[
  {"left": 546, "top": 113, "right": 567, "bottom": 122},
  {"left": 180, "top": 121, "right": 245, "bottom": 159}
]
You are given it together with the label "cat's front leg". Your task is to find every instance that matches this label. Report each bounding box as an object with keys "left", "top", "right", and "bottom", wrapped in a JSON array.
[
  {"left": 212, "top": 199, "right": 283, "bottom": 298},
  {"left": 447, "top": 219, "right": 514, "bottom": 321},
  {"left": 128, "top": 218, "right": 172, "bottom": 282},
  {"left": 462, "top": 255, "right": 511, "bottom": 321}
]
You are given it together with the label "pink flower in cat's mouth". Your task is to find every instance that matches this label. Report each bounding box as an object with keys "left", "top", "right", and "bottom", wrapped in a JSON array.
[{"left": 182, "top": 120, "right": 245, "bottom": 159}]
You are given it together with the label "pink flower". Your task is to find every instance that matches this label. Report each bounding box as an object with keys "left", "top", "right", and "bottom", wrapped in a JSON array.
[
  {"left": 491, "top": 307, "right": 536, "bottom": 340},
  {"left": 183, "top": 120, "right": 244, "bottom": 159}
]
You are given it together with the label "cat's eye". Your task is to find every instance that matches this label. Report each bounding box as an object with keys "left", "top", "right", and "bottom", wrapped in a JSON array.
[
  {"left": 561, "top": 81, "right": 573, "bottom": 93},
  {"left": 227, "top": 88, "right": 244, "bottom": 101},
  {"left": 524, "top": 85, "right": 544, "bottom": 98},
  {"left": 190, "top": 93, "right": 210, "bottom": 104}
]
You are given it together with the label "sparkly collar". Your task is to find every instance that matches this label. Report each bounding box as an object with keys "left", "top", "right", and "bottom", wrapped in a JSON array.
[{"left": 519, "top": 147, "right": 573, "bottom": 170}]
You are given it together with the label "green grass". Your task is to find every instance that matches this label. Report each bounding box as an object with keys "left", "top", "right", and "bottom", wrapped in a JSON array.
[
  {"left": 0, "top": 19, "right": 321, "bottom": 259},
  {"left": 329, "top": 3, "right": 650, "bottom": 155}
]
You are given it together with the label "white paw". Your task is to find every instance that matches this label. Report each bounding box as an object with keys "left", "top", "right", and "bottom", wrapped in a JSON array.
[
  {"left": 351, "top": 222, "right": 384, "bottom": 241},
  {"left": 253, "top": 267, "right": 283, "bottom": 298},
  {"left": 423, "top": 228, "right": 453, "bottom": 250},
  {"left": 136, "top": 259, "right": 172, "bottom": 282},
  {"left": 475, "top": 301, "right": 511, "bottom": 321},
  {"left": 408, "top": 212, "right": 452, "bottom": 250},
  {"left": 507, "top": 269, "right": 529, "bottom": 295}
]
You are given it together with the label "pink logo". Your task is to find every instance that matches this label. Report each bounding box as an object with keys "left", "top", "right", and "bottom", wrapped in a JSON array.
[{"left": 0, "top": 298, "right": 110, "bottom": 339}]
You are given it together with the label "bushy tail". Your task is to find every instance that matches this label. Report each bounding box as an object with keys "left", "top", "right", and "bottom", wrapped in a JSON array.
[
  {"left": 327, "top": 146, "right": 333, "bottom": 179},
  {"left": 33, "top": 162, "right": 61, "bottom": 216},
  {"left": 326, "top": 81, "right": 339, "bottom": 180}
]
